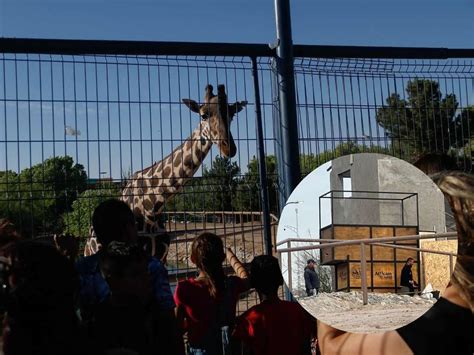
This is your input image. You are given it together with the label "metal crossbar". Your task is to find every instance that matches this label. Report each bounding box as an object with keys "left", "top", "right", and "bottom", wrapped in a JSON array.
[
  {"left": 277, "top": 232, "right": 458, "bottom": 304},
  {"left": 1, "top": 37, "right": 473, "bottom": 310}
]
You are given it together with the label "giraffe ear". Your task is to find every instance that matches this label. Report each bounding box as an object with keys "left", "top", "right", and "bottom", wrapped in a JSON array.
[
  {"left": 182, "top": 99, "right": 200, "bottom": 114},
  {"left": 229, "top": 101, "right": 248, "bottom": 117}
]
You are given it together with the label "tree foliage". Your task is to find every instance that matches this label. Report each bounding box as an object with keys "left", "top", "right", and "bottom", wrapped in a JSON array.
[
  {"left": 168, "top": 156, "right": 241, "bottom": 213},
  {"left": 62, "top": 183, "right": 121, "bottom": 238},
  {"left": 0, "top": 156, "right": 87, "bottom": 236},
  {"left": 376, "top": 79, "right": 474, "bottom": 162}
]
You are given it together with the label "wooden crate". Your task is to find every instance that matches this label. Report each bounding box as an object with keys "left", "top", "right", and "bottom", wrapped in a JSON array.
[{"left": 321, "top": 224, "right": 419, "bottom": 292}]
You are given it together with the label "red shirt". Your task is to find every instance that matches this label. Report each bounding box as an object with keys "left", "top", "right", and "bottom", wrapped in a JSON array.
[
  {"left": 233, "top": 299, "right": 314, "bottom": 355},
  {"left": 174, "top": 276, "right": 248, "bottom": 345}
]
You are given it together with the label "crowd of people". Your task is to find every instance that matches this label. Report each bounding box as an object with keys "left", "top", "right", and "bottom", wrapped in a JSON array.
[
  {"left": 0, "top": 171, "right": 472, "bottom": 355},
  {"left": 0, "top": 199, "right": 315, "bottom": 355}
]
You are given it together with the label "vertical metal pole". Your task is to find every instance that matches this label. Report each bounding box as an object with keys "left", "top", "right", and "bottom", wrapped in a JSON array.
[
  {"left": 449, "top": 254, "right": 453, "bottom": 276},
  {"left": 319, "top": 196, "right": 322, "bottom": 232},
  {"left": 274, "top": 0, "right": 301, "bottom": 203},
  {"left": 360, "top": 242, "right": 368, "bottom": 305},
  {"left": 346, "top": 254, "right": 350, "bottom": 292},
  {"left": 271, "top": 59, "right": 286, "bottom": 212},
  {"left": 287, "top": 241, "right": 293, "bottom": 293},
  {"left": 420, "top": 251, "right": 426, "bottom": 291},
  {"left": 401, "top": 199, "right": 404, "bottom": 226},
  {"left": 415, "top": 194, "right": 420, "bottom": 228},
  {"left": 251, "top": 57, "right": 273, "bottom": 256}
]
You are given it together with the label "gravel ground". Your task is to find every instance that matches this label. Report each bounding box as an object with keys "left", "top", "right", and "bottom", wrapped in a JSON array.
[{"left": 298, "top": 291, "right": 437, "bottom": 333}]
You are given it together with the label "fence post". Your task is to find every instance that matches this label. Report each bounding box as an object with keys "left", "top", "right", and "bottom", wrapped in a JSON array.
[
  {"left": 449, "top": 254, "right": 453, "bottom": 276},
  {"left": 287, "top": 241, "right": 293, "bottom": 294},
  {"left": 274, "top": 0, "right": 301, "bottom": 207},
  {"left": 251, "top": 57, "right": 273, "bottom": 256},
  {"left": 360, "top": 242, "right": 368, "bottom": 305}
]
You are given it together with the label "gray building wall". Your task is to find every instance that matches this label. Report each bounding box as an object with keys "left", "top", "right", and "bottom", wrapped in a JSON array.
[{"left": 328, "top": 153, "right": 445, "bottom": 232}]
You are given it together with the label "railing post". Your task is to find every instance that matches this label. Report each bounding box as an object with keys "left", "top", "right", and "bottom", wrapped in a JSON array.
[
  {"left": 274, "top": 0, "right": 301, "bottom": 206},
  {"left": 449, "top": 254, "right": 453, "bottom": 276},
  {"left": 346, "top": 254, "right": 350, "bottom": 292},
  {"left": 360, "top": 242, "right": 368, "bottom": 305},
  {"left": 287, "top": 241, "right": 293, "bottom": 294},
  {"left": 251, "top": 57, "right": 273, "bottom": 256}
]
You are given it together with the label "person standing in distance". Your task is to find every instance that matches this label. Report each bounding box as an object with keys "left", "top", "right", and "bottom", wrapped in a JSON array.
[
  {"left": 304, "top": 259, "right": 320, "bottom": 296},
  {"left": 400, "top": 257, "right": 418, "bottom": 295}
]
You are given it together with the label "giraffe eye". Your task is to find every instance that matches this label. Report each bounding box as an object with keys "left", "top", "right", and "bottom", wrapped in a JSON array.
[{"left": 201, "top": 113, "right": 209, "bottom": 120}]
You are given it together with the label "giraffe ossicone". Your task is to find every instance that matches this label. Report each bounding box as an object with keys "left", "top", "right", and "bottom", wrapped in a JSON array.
[{"left": 84, "top": 84, "right": 247, "bottom": 256}]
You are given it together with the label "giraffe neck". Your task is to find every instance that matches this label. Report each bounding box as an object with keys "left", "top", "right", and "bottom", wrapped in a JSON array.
[{"left": 121, "top": 124, "right": 214, "bottom": 230}]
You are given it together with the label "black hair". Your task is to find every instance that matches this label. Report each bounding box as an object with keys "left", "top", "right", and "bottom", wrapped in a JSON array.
[
  {"left": 250, "top": 255, "right": 284, "bottom": 295},
  {"left": 92, "top": 199, "right": 136, "bottom": 247},
  {"left": 100, "top": 241, "right": 148, "bottom": 280},
  {"left": 5, "top": 241, "right": 80, "bottom": 354}
]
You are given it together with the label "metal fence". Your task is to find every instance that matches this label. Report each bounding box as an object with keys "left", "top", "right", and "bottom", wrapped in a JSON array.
[{"left": 0, "top": 39, "right": 473, "bottom": 311}]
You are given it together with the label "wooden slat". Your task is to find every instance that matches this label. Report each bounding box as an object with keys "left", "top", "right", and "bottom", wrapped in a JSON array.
[
  {"left": 334, "top": 226, "right": 370, "bottom": 260},
  {"left": 372, "top": 227, "right": 396, "bottom": 261},
  {"left": 349, "top": 262, "right": 372, "bottom": 288}
]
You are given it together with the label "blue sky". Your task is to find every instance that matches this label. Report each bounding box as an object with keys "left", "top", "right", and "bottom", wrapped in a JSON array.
[
  {"left": 1, "top": 0, "right": 473, "bottom": 179},
  {"left": 1, "top": 0, "right": 473, "bottom": 47}
]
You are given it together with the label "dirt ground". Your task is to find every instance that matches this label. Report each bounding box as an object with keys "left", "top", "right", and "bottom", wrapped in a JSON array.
[
  {"left": 166, "top": 221, "right": 269, "bottom": 272},
  {"left": 298, "top": 291, "right": 436, "bottom": 333}
]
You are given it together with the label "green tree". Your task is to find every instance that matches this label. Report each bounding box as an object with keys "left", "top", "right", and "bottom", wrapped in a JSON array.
[
  {"left": 201, "top": 156, "right": 240, "bottom": 211},
  {"left": 62, "top": 183, "right": 121, "bottom": 238},
  {"left": 451, "top": 106, "right": 474, "bottom": 165},
  {"left": 300, "top": 142, "right": 390, "bottom": 176},
  {"left": 376, "top": 79, "right": 459, "bottom": 161},
  {"left": 168, "top": 156, "right": 240, "bottom": 213},
  {"left": 235, "top": 155, "right": 279, "bottom": 214},
  {"left": 0, "top": 156, "right": 87, "bottom": 236}
]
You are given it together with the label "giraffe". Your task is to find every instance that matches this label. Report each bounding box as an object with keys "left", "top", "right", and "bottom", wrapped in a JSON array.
[{"left": 83, "top": 84, "right": 247, "bottom": 256}]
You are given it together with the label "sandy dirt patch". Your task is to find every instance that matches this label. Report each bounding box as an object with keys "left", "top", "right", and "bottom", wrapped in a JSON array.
[{"left": 298, "top": 291, "right": 436, "bottom": 333}]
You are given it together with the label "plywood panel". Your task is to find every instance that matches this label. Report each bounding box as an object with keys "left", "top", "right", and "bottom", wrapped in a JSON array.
[
  {"left": 372, "top": 227, "right": 395, "bottom": 260},
  {"left": 372, "top": 263, "right": 396, "bottom": 288},
  {"left": 334, "top": 226, "right": 371, "bottom": 240},
  {"left": 320, "top": 227, "right": 333, "bottom": 264},
  {"left": 349, "top": 262, "right": 372, "bottom": 288},
  {"left": 395, "top": 248, "right": 418, "bottom": 262},
  {"left": 336, "top": 263, "right": 349, "bottom": 290},
  {"left": 321, "top": 227, "right": 333, "bottom": 240},
  {"left": 334, "top": 226, "right": 370, "bottom": 260},
  {"left": 420, "top": 239, "right": 457, "bottom": 292},
  {"left": 395, "top": 227, "right": 419, "bottom": 245}
]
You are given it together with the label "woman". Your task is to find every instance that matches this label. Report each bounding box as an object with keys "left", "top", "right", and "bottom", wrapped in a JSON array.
[
  {"left": 3, "top": 240, "right": 84, "bottom": 355},
  {"left": 174, "top": 232, "right": 250, "bottom": 354},
  {"left": 317, "top": 172, "right": 474, "bottom": 355}
]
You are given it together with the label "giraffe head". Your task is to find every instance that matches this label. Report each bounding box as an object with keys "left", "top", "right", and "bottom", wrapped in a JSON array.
[{"left": 182, "top": 84, "right": 247, "bottom": 158}]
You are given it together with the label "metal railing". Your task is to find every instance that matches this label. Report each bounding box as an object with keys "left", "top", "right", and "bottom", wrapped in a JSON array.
[
  {"left": 319, "top": 190, "right": 419, "bottom": 228},
  {"left": 276, "top": 231, "right": 458, "bottom": 304},
  {"left": 1, "top": 38, "right": 473, "bottom": 310}
]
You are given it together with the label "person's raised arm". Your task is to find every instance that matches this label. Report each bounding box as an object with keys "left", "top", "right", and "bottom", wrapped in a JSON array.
[
  {"left": 226, "top": 247, "right": 253, "bottom": 292},
  {"left": 226, "top": 247, "right": 248, "bottom": 279}
]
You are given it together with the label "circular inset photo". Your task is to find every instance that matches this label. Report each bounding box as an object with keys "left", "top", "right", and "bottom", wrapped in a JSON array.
[{"left": 276, "top": 153, "right": 458, "bottom": 333}]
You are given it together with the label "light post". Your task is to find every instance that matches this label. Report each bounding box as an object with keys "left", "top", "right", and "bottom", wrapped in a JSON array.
[
  {"left": 285, "top": 200, "right": 303, "bottom": 238},
  {"left": 283, "top": 200, "right": 303, "bottom": 300}
]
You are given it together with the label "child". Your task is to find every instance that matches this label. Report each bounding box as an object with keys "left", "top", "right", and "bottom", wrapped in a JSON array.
[
  {"left": 3, "top": 241, "right": 84, "bottom": 355},
  {"left": 92, "top": 241, "right": 155, "bottom": 355},
  {"left": 76, "top": 200, "right": 175, "bottom": 321},
  {"left": 233, "top": 255, "right": 315, "bottom": 355},
  {"left": 174, "top": 232, "right": 250, "bottom": 354}
]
